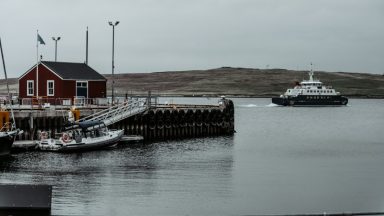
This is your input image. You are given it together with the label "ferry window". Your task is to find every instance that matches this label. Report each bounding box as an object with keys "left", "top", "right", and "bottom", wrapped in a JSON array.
[
  {"left": 47, "top": 80, "right": 54, "bottom": 96},
  {"left": 27, "top": 80, "right": 34, "bottom": 96}
]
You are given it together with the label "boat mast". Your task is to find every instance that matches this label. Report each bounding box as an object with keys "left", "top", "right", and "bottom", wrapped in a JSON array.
[
  {"left": 309, "top": 62, "right": 314, "bottom": 81},
  {"left": 0, "top": 37, "right": 16, "bottom": 130}
]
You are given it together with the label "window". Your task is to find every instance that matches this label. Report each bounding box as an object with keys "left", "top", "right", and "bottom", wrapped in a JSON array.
[
  {"left": 76, "top": 81, "right": 88, "bottom": 98},
  {"left": 47, "top": 80, "right": 54, "bottom": 96},
  {"left": 77, "top": 82, "right": 87, "bottom": 87},
  {"left": 27, "top": 80, "right": 34, "bottom": 96}
]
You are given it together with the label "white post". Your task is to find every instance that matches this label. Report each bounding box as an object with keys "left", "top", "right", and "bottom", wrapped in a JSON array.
[{"left": 36, "top": 30, "right": 39, "bottom": 98}]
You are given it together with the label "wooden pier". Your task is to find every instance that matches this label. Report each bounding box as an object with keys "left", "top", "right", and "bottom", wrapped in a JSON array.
[{"left": 10, "top": 98, "right": 235, "bottom": 142}]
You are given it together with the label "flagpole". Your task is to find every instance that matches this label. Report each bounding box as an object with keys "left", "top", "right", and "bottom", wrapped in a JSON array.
[{"left": 36, "top": 30, "right": 39, "bottom": 98}]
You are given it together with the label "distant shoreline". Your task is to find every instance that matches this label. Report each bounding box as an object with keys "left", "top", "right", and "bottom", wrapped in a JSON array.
[
  {"left": 2, "top": 67, "right": 384, "bottom": 99},
  {"left": 112, "top": 93, "right": 384, "bottom": 99}
]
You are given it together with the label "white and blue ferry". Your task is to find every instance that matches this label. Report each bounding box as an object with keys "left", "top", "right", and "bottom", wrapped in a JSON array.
[{"left": 272, "top": 69, "right": 348, "bottom": 106}]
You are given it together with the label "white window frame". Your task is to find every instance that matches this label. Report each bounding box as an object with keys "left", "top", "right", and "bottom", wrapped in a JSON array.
[
  {"left": 27, "top": 80, "right": 34, "bottom": 96},
  {"left": 76, "top": 81, "right": 88, "bottom": 97},
  {"left": 47, "top": 80, "right": 54, "bottom": 96}
]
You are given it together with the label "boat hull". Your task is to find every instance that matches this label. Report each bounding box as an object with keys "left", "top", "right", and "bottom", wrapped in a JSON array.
[
  {"left": 0, "top": 132, "right": 17, "bottom": 157},
  {"left": 59, "top": 132, "right": 122, "bottom": 152},
  {"left": 272, "top": 95, "right": 348, "bottom": 106},
  {"left": 0, "top": 135, "right": 13, "bottom": 157}
]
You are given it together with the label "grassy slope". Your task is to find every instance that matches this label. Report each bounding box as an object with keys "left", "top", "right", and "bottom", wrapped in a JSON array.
[
  {"left": 106, "top": 67, "right": 384, "bottom": 97},
  {"left": 2, "top": 67, "right": 384, "bottom": 97}
]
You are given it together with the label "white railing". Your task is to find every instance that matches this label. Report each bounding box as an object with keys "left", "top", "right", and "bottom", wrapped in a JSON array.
[{"left": 73, "top": 98, "right": 148, "bottom": 130}]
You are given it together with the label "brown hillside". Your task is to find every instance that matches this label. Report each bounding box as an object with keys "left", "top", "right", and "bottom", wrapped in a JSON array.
[
  {"left": 2, "top": 67, "right": 384, "bottom": 97},
  {"left": 105, "top": 67, "right": 384, "bottom": 97}
]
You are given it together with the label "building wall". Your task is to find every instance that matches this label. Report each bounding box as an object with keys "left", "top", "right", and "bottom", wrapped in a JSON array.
[
  {"left": 88, "top": 81, "right": 106, "bottom": 98},
  {"left": 19, "top": 65, "right": 62, "bottom": 98},
  {"left": 60, "top": 80, "right": 76, "bottom": 99}
]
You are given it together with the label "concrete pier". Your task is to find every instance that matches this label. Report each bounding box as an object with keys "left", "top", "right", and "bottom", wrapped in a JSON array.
[{"left": 11, "top": 98, "right": 235, "bottom": 142}]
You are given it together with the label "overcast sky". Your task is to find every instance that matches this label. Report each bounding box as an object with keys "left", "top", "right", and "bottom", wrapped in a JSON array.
[{"left": 0, "top": 0, "right": 383, "bottom": 78}]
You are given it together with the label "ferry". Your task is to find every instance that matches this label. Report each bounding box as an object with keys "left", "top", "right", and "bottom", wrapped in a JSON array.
[{"left": 272, "top": 69, "right": 348, "bottom": 106}]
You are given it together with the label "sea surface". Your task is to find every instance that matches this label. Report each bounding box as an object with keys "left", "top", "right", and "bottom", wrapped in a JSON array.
[{"left": 1, "top": 98, "right": 384, "bottom": 216}]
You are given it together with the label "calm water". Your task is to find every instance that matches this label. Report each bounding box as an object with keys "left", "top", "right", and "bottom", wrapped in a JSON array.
[{"left": 1, "top": 98, "right": 384, "bottom": 215}]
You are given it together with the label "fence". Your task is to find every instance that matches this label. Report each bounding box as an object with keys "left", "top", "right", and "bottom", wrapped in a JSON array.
[{"left": 17, "top": 96, "right": 157, "bottom": 109}]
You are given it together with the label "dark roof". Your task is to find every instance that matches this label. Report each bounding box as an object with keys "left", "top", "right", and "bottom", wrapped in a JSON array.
[{"left": 41, "top": 61, "right": 106, "bottom": 80}]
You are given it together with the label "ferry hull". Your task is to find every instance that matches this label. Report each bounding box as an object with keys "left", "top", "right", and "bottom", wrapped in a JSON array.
[{"left": 272, "top": 95, "right": 348, "bottom": 106}]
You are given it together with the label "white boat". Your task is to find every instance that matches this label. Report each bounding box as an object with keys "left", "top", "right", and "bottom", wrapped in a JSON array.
[
  {"left": 272, "top": 67, "right": 348, "bottom": 106},
  {"left": 38, "top": 121, "right": 124, "bottom": 152}
]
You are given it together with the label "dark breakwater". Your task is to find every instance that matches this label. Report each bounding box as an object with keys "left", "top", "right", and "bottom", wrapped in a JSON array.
[{"left": 12, "top": 99, "right": 235, "bottom": 141}]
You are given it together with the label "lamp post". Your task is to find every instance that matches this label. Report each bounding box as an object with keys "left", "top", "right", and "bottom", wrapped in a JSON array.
[
  {"left": 109, "top": 21, "right": 119, "bottom": 105},
  {"left": 52, "top": 37, "right": 61, "bottom": 62}
]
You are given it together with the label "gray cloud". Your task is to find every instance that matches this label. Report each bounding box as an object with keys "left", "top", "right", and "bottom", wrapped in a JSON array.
[{"left": 1, "top": 0, "right": 383, "bottom": 78}]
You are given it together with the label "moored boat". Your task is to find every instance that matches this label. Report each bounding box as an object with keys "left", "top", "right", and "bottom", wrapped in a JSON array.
[
  {"left": 272, "top": 68, "right": 348, "bottom": 106},
  {"left": 0, "top": 124, "right": 22, "bottom": 157},
  {"left": 38, "top": 121, "right": 124, "bottom": 152},
  {"left": 0, "top": 38, "right": 23, "bottom": 157}
]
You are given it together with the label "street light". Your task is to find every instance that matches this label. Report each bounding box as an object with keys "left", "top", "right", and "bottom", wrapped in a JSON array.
[
  {"left": 52, "top": 37, "right": 61, "bottom": 62},
  {"left": 109, "top": 21, "right": 119, "bottom": 105}
]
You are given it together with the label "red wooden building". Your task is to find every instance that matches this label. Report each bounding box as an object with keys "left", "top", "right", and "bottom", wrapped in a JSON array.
[{"left": 18, "top": 61, "right": 106, "bottom": 102}]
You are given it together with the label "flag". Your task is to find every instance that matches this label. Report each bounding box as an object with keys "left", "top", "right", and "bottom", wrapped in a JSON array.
[{"left": 37, "top": 34, "right": 45, "bottom": 45}]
